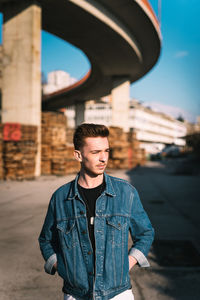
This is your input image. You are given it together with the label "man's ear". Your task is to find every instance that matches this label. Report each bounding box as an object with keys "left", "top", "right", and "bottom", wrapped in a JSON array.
[{"left": 74, "top": 150, "right": 82, "bottom": 162}]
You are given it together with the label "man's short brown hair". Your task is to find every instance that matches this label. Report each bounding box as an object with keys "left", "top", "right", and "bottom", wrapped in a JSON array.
[{"left": 73, "top": 123, "right": 109, "bottom": 150}]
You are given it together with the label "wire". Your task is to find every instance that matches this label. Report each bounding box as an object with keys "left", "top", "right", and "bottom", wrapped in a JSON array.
[{"left": 158, "top": 0, "right": 162, "bottom": 27}]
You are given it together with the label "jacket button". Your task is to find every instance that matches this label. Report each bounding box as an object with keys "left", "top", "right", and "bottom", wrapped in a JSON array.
[
  {"left": 87, "top": 251, "right": 92, "bottom": 255},
  {"left": 81, "top": 230, "right": 87, "bottom": 234},
  {"left": 80, "top": 211, "right": 84, "bottom": 215},
  {"left": 89, "top": 272, "right": 93, "bottom": 276}
]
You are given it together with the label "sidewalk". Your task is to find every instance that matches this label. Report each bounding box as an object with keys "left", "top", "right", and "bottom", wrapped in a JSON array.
[
  {"left": 125, "top": 160, "right": 200, "bottom": 299},
  {"left": 0, "top": 160, "right": 200, "bottom": 300}
]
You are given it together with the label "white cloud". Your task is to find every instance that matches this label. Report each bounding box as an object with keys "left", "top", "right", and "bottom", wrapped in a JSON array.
[{"left": 174, "top": 51, "right": 189, "bottom": 58}]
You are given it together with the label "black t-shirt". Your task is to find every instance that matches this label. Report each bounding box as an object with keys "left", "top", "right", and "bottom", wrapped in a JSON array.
[{"left": 78, "top": 179, "right": 105, "bottom": 255}]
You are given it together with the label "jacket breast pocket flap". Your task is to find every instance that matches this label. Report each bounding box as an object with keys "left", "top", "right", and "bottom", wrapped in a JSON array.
[
  {"left": 106, "top": 216, "right": 126, "bottom": 230},
  {"left": 106, "top": 216, "right": 127, "bottom": 246},
  {"left": 57, "top": 220, "right": 77, "bottom": 249}
]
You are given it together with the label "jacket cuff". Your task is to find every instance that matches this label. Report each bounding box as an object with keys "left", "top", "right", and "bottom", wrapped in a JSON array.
[
  {"left": 44, "top": 253, "right": 57, "bottom": 275},
  {"left": 129, "top": 248, "right": 150, "bottom": 267}
]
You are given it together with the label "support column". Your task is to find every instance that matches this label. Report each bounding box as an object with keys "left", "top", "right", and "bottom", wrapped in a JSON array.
[
  {"left": 75, "top": 102, "right": 85, "bottom": 127},
  {"left": 2, "top": 1, "right": 41, "bottom": 176},
  {"left": 111, "top": 77, "right": 130, "bottom": 132}
]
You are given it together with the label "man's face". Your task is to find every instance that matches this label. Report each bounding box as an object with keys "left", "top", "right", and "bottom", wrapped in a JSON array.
[{"left": 75, "top": 137, "right": 109, "bottom": 176}]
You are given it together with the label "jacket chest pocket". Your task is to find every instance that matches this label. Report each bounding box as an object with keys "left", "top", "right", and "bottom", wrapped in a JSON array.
[
  {"left": 106, "top": 216, "right": 127, "bottom": 247},
  {"left": 57, "top": 219, "right": 78, "bottom": 249}
]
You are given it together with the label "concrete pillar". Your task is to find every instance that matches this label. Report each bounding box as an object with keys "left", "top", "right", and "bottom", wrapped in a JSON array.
[
  {"left": 2, "top": 1, "right": 41, "bottom": 176},
  {"left": 75, "top": 102, "right": 85, "bottom": 127},
  {"left": 111, "top": 77, "right": 130, "bottom": 132}
]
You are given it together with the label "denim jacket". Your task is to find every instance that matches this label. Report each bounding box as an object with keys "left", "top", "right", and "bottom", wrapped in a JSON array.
[{"left": 38, "top": 173, "right": 154, "bottom": 300}]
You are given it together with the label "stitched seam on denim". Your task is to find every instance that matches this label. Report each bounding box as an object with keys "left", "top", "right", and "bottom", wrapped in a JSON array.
[
  {"left": 99, "top": 214, "right": 129, "bottom": 218},
  {"left": 62, "top": 231, "right": 73, "bottom": 286},
  {"left": 73, "top": 241, "right": 77, "bottom": 287},
  {"left": 57, "top": 216, "right": 86, "bottom": 222},
  {"left": 109, "top": 178, "right": 116, "bottom": 195},
  {"left": 96, "top": 282, "right": 131, "bottom": 296},
  {"left": 105, "top": 175, "right": 116, "bottom": 196},
  {"left": 110, "top": 177, "right": 135, "bottom": 189},
  {"left": 120, "top": 226, "right": 124, "bottom": 286},
  {"left": 112, "top": 241, "right": 116, "bottom": 287}
]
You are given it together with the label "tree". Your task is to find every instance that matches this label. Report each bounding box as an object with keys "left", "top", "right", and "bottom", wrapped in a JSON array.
[{"left": 177, "top": 114, "right": 184, "bottom": 122}]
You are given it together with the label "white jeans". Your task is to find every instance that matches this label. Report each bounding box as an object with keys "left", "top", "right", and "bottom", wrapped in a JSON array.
[{"left": 64, "top": 289, "right": 134, "bottom": 300}]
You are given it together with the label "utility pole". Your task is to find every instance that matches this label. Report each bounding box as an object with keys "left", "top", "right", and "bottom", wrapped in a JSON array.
[{"left": 158, "top": 0, "right": 162, "bottom": 27}]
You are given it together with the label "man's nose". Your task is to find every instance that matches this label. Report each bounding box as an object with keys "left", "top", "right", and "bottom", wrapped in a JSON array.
[{"left": 99, "top": 153, "right": 107, "bottom": 162}]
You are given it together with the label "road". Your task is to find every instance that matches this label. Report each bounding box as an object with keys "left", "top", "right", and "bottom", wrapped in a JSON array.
[{"left": 0, "top": 160, "right": 200, "bottom": 300}]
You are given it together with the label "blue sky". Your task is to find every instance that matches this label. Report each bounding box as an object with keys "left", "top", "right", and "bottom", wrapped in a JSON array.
[
  {"left": 0, "top": 0, "right": 199, "bottom": 122},
  {"left": 131, "top": 0, "right": 200, "bottom": 122}
]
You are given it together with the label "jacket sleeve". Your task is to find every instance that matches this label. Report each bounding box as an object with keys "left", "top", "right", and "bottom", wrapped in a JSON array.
[
  {"left": 128, "top": 187, "right": 154, "bottom": 267},
  {"left": 38, "top": 194, "right": 58, "bottom": 275}
]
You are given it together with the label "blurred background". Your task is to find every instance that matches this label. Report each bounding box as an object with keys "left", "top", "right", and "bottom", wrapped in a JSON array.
[{"left": 0, "top": 0, "right": 200, "bottom": 299}]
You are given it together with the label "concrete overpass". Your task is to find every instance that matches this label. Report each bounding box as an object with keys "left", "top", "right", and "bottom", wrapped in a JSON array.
[
  {"left": 0, "top": 0, "right": 161, "bottom": 116},
  {"left": 0, "top": 0, "right": 161, "bottom": 175},
  {"left": 41, "top": 0, "right": 161, "bottom": 110}
]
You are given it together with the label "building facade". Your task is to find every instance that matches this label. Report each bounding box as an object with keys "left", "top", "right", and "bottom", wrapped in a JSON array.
[
  {"left": 129, "top": 99, "right": 187, "bottom": 153},
  {"left": 42, "top": 70, "right": 77, "bottom": 95},
  {"left": 65, "top": 98, "right": 187, "bottom": 154}
]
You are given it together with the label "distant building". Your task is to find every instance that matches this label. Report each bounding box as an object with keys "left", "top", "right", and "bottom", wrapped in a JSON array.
[
  {"left": 65, "top": 98, "right": 187, "bottom": 154},
  {"left": 42, "top": 70, "right": 77, "bottom": 95},
  {"left": 85, "top": 96, "right": 112, "bottom": 126},
  {"left": 66, "top": 96, "right": 112, "bottom": 129},
  {"left": 129, "top": 99, "right": 187, "bottom": 154}
]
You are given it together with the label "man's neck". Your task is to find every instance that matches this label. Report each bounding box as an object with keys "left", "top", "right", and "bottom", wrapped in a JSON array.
[{"left": 78, "top": 170, "right": 104, "bottom": 189}]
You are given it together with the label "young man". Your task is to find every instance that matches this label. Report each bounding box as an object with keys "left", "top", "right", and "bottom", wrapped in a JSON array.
[{"left": 39, "top": 123, "right": 154, "bottom": 300}]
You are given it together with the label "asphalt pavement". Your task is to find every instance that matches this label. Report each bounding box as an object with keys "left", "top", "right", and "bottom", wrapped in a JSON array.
[{"left": 0, "top": 159, "right": 200, "bottom": 300}]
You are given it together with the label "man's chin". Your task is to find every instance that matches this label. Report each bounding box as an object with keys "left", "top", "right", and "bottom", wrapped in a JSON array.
[
  {"left": 96, "top": 166, "right": 107, "bottom": 174},
  {"left": 93, "top": 167, "right": 106, "bottom": 176},
  {"left": 84, "top": 167, "right": 105, "bottom": 177},
  {"left": 96, "top": 170, "right": 105, "bottom": 175},
  {"left": 92, "top": 169, "right": 104, "bottom": 176}
]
